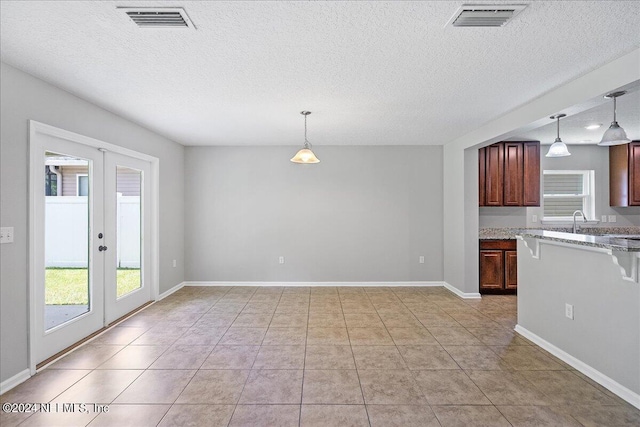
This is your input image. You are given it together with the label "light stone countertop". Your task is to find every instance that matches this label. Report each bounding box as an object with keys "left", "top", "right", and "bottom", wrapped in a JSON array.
[
  {"left": 517, "top": 229, "right": 640, "bottom": 252},
  {"left": 480, "top": 226, "right": 640, "bottom": 241}
]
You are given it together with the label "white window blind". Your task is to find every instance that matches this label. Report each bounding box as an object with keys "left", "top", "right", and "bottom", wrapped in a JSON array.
[{"left": 543, "top": 170, "right": 594, "bottom": 219}]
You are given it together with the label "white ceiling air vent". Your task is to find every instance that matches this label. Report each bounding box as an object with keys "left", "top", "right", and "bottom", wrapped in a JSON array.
[
  {"left": 446, "top": 4, "right": 527, "bottom": 27},
  {"left": 119, "top": 7, "right": 195, "bottom": 29}
]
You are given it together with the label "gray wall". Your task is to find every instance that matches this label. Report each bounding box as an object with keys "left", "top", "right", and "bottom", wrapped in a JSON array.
[
  {"left": 0, "top": 63, "right": 185, "bottom": 383},
  {"left": 517, "top": 239, "right": 639, "bottom": 396},
  {"left": 185, "top": 145, "right": 443, "bottom": 282},
  {"left": 479, "top": 145, "right": 640, "bottom": 228}
]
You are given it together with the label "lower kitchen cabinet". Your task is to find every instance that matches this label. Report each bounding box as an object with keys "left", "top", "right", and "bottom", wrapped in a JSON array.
[{"left": 480, "top": 240, "right": 517, "bottom": 294}]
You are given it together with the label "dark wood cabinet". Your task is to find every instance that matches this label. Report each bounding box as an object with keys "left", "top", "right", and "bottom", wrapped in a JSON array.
[
  {"left": 479, "top": 141, "right": 540, "bottom": 207},
  {"left": 504, "top": 250, "right": 518, "bottom": 290},
  {"left": 610, "top": 141, "right": 640, "bottom": 207},
  {"left": 480, "top": 240, "right": 517, "bottom": 294},
  {"left": 484, "top": 143, "right": 504, "bottom": 206},
  {"left": 503, "top": 142, "right": 524, "bottom": 206},
  {"left": 523, "top": 142, "right": 541, "bottom": 206}
]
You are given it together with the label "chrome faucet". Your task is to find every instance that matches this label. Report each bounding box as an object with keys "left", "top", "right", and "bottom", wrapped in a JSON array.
[{"left": 572, "top": 210, "right": 587, "bottom": 233}]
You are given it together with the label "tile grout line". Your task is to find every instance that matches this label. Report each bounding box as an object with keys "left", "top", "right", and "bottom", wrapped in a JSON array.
[{"left": 223, "top": 285, "right": 262, "bottom": 427}]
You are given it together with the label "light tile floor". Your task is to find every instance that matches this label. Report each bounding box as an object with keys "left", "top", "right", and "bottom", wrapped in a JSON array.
[{"left": 2, "top": 286, "right": 639, "bottom": 426}]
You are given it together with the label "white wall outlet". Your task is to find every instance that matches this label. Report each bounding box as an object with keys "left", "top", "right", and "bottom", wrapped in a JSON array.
[
  {"left": 0, "top": 227, "right": 14, "bottom": 244},
  {"left": 279, "top": 256, "right": 285, "bottom": 264},
  {"left": 419, "top": 256, "right": 425, "bottom": 264},
  {"left": 531, "top": 215, "right": 538, "bottom": 223},
  {"left": 601, "top": 215, "right": 607, "bottom": 223},
  {"left": 565, "top": 303, "right": 574, "bottom": 320},
  {"left": 172, "top": 259, "right": 177, "bottom": 268},
  {"left": 608, "top": 215, "right": 617, "bottom": 223}
]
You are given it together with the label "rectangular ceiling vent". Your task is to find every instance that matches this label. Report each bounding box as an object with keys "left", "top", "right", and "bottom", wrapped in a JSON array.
[
  {"left": 447, "top": 4, "right": 527, "bottom": 27},
  {"left": 119, "top": 7, "right": 196, "bottom": 29}
]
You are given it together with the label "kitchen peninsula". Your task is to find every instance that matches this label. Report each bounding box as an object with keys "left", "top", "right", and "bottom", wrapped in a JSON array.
[{"left": 516, "top": 230, "right": 640, "bottom": 409}]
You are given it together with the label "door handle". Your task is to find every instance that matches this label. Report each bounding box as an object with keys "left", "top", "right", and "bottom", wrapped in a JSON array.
[{"left": 99, "top": 246, "right": 108, "bottom": 252}]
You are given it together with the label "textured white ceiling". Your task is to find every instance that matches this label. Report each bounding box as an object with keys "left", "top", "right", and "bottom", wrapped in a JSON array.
[{"left": 1, "top": 1, "right": 639, "bottom": 146}]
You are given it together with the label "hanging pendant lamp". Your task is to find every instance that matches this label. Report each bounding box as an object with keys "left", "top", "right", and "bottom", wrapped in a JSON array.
[
  {"left": 290, "top": 111, "right": 320, "bottom": 164},
  {"left": 545, "top": 114, "right": 571, "bottom": 157},
  {"left": 598, "top": 91, "right": 631, "bottom": 146}
]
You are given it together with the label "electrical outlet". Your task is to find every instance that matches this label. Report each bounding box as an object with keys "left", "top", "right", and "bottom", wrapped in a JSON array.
[
  {"left": 279, "top": 256, "right": 285, "bottom": 264},
  {"left": 0, "top": 227, "right": 14, "bottom": 244},
  {"left": 601, "top": 215, "right": 607, "bottom": 223},
  {"left": 172, "top": 259, "right": 177, "bottom": 268},
  {"left": 532, "top": 215, "right": 538, "bottom": 223},
  {"left": 608, "top": 215, "right": 617, "bottom": 223},
  {"left": 419, "top": 256, "right": 425, "bottom": 264},
  {"left": 565, "top": 303, "right": 574, "bottom": 320}
]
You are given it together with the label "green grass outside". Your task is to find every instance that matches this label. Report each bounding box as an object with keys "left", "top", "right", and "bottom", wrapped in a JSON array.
[{"left": 45, "top": 268, "right": 141, "bottom": 305}]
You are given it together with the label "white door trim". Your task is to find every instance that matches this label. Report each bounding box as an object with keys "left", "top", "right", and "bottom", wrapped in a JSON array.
[{"left": 28, "top": 120, "right": 160, "bottom": 374}]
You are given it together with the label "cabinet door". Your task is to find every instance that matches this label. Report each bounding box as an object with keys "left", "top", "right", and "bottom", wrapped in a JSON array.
[
  {"left": 480, "top": 250, "right": 504, "bottom": 290},
  {"left": 504, "top": 250, "right": 518, "bottom": 290},
  {"left": 503, "top": 142, "right": 524, "bottom": 206},
  {"left": 484, "top": 144, "right": 503, "bottom": 206},
  {"left": 629, "top": 142, "right": 640, "bottom": 206},
  {"left": 610, "top": 144, "right": 629, "bottom": 207},
  {"left": 523, "top": 142, "right": 540, "bottom": 206},
  {"left": 479, "top": 147, "right": 486, "bottom": 206}
]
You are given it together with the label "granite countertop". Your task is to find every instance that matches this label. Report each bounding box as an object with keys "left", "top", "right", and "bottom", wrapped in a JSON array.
[
  {"left": 480, "top": 226, "right": 640, "bottom": 241},
  {"left": 517, "top": 229, "right": 640, "bottom": 252}
]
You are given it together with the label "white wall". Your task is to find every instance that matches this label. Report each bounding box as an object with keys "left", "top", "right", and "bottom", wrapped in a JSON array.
[
  {"left": 185, "top": 145, "right": 443, "bottom": 282},
  {"left": 479, "top": 145, "right": 640, "bottom": 228},
  {"left": 0, "top": 63, "right": 185, "bottom": 383}
]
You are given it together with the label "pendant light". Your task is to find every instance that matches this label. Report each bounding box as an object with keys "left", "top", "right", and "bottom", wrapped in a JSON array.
[
  {"left": 598, "top": 91, "right": 631, "bottom": 146},
  {"left": 290, "top": 111, "right": 320, "bottom": 164},
  {"left": 545, "top": 114, "right": 571, "bottom": 157}
]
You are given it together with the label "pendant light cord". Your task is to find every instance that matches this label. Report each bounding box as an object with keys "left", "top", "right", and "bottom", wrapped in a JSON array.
[
  {"left": 304, "top": 113, "right": 312, "bottom": 149},
  {"left": 612, "top": 96, "right": 617, "bottom": 124}
]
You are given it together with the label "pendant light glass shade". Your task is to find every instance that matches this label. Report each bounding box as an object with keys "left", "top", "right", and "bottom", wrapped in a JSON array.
[
  {"left": 546, "top": 139, "right": 571, "bottom": 157},
  {"left": 545, "top": 114, "right": 571, "bottom": 157},
  {"left": 291, "top": 111, "right": 320, "bottom": 164},
  {"left": 290, "top": 147, "right": 320, "bottom": 163},
  {"left": 598, "top": 91, "right": 630, "bottom": 147}
]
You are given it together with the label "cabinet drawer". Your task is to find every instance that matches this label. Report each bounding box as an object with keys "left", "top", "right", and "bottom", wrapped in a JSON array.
[{"left": 480, "top": 239, "right": 516, "bottom": 250}]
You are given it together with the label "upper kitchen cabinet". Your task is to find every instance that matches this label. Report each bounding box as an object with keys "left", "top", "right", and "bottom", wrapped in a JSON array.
[
  {"left": 479, "top": 141, "right": 540, "bottom": 207},
  {"left": 610, "top": 141, "right": 640, "bottom": 207}
]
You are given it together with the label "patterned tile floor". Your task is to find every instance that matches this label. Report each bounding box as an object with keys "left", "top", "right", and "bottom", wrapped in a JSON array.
[{"left": 1, "top": 286, "right": 639, "bottom": 426}]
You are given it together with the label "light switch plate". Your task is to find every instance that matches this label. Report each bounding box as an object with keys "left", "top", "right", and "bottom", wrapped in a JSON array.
[
  {"left": 279, "top": 256, "right": 285, "bottom": 264},
  {"left": 601, "top": 215, "right": 607, "bottom": 223},
  {"left": 532, "top": 215, "right": 538, "bottom": 223},
  {"left": 419, "top": 256, "right": 425, "bottom": 264},
  {"left": 608, "top": 215, "right": 617, "bottom": 223},
  {"left": 0, "top": 227, "right": 14, "bottom": 244}
]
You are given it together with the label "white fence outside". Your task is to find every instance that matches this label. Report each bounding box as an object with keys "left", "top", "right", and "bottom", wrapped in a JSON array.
[{"left": 45, "top": 196, "right": 140, "bottom": 268}]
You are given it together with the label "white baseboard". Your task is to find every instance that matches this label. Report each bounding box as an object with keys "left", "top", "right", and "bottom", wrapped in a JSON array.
[
  {"left": 442, "top": 282, "right": 482, "bottom": 299},
  {"left": 184, "top": 281, "right": 445, "bottom": 287},
  {"left": 515, "top": 325, "right": 640, "bottom": 410},
  {"left": 158, "top": 282, "right": 185, "bottom": 300},
  {"left": 0, "top": 368, "right": 31, "bottom": 395}
]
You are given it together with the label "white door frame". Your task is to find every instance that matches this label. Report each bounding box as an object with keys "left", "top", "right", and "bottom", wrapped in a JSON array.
[{"left": 28, "top": 120, "right": 160, "bottom": 374}]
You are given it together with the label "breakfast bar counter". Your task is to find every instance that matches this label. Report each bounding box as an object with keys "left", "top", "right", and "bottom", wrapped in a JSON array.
[{"left": 515, "top": 230, "right": 640, "bottom": 409}]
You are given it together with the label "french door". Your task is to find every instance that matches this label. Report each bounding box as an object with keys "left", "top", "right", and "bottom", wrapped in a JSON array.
[
  {"left": 31, "top": 124, "right": 153, "bottom": 366},
  {"left": 104, "top": 152, "right": 151, "bottom": 324}
]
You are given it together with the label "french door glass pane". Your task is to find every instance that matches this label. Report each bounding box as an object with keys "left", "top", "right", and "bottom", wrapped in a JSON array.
[
  {"left": 44, "top": 152, "right": 90, "bottom": 330},
  {"left": 116, "top": 166, "right": 142, "bottom": 298}
]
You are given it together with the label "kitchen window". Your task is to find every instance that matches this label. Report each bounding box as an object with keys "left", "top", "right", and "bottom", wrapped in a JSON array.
[{"left": 543, "top": 170, "right": 595, "bottom": 220}]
